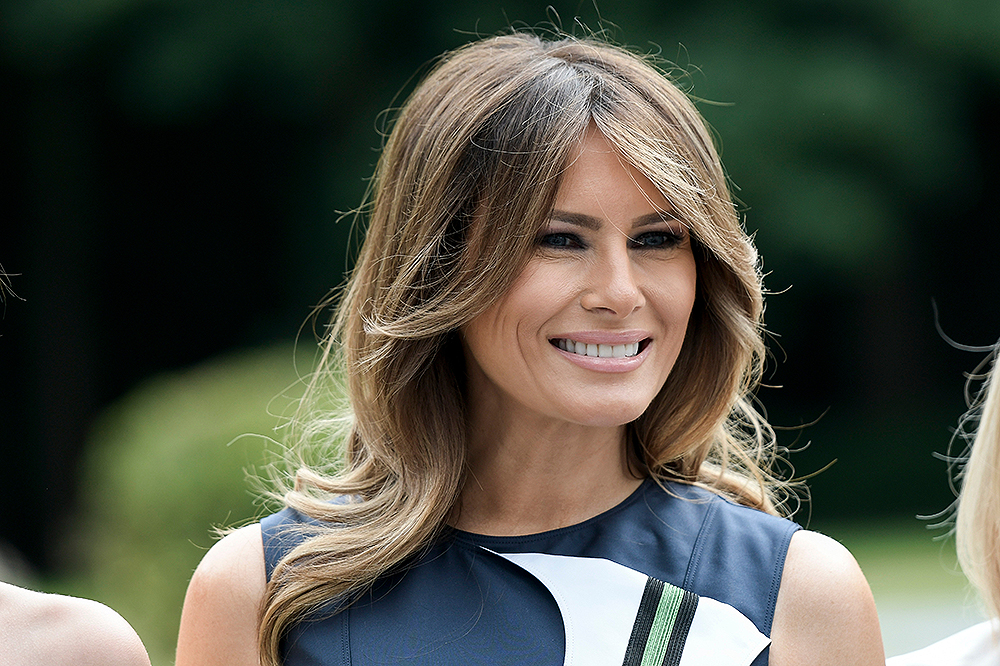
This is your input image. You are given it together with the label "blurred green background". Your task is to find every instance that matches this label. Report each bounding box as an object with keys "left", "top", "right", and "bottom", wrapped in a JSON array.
[{"left": 1, "top": 0, "right": 998, "bottom": 662}]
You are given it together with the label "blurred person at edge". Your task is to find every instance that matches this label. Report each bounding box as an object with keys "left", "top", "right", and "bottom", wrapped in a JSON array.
[
  {"left": 888, "top": 341, "right": 1000, "bottom": 666},
  {"left": 0, "top": 581, "right": 151, "bottom": 666},
  {"left": 0, "top": 273, "right": 150, "bottom": 666},
  {"left": 176, "top": 30, "right": 885, "bottom": 666}
]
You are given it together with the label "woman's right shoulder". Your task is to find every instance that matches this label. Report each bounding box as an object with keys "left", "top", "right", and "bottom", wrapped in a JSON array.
[{"left": 175, "top": 523, "right": 266, "bottom": 666}]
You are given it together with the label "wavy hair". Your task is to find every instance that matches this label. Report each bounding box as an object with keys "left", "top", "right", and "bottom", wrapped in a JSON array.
[{"left": 259, "top": 32, "right": 788, "bottom": 664}]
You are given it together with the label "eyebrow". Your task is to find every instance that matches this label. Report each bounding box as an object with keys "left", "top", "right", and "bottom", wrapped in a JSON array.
[{"left": 549, "top": 210, "right": 679, "bottom": 229}]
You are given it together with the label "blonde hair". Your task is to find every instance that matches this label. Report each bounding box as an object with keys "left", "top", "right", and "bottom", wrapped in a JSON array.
[
  {"left": 259, "top": 32, "right": 789, "bottom": 664},
  {"left": 955, "top": 343, "right": 1000, "bottom": 620}
]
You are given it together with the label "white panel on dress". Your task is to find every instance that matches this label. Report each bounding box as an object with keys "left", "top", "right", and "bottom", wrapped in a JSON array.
[{"left": 493, "top": 550, "right": 769, "bottom": 666}]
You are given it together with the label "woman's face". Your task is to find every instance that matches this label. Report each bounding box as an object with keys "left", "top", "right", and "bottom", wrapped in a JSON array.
[{"left": 461, "top": 126, "right": 698, "bottom": 432}]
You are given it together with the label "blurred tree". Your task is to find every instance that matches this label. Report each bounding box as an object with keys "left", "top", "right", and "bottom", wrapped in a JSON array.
[{"left": 70, "top": 343, "right": 304, "bottom": 664}]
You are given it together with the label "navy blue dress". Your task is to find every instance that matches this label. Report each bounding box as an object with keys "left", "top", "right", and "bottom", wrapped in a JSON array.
[{"left": 261, "top": 479, "right": 800, "bottom": 666}]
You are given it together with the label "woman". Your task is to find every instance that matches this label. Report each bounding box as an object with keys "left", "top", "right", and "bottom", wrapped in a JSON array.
[
  {"left": 176, "top": 32, "right": 884, "bottom": 666},
  {"left": 887, "top": 343, "right": 1000, "bottom": 665}
]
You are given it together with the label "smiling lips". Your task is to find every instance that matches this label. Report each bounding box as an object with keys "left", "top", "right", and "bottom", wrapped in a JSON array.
[{"left": 552, "top": 338, "right": 645, "bottom": 358}]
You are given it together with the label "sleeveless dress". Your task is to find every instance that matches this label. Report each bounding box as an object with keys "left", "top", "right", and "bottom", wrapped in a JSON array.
[{"left": 261, "top": 479, "right": 800, "bottom": 666}]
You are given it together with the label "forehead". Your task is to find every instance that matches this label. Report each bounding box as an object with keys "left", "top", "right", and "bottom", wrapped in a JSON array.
[{"left": 552, "top": 126, "right": 673, "bottom": 222}]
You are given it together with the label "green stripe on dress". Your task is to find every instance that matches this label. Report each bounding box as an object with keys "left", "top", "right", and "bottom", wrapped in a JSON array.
[
  {"left": 661, "top": 590, "right": 698, "bottom": 666},
  {"left": 623, "top": 580, "right": 701, "bottom": 666},
  {"left": 638, "top": 583, "right": 684, "bottom": 666},
  {"left": 622, "top": 578, "right": 664, "bottom": 665}
]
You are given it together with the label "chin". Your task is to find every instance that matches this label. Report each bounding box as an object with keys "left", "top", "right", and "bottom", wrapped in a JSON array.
[{"left": 570, "top": 403, "right": 651, "bottom": 429}]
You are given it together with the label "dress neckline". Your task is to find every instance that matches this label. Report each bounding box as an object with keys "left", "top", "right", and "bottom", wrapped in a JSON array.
[{"left": 448, "top": 477, "right": 666, "bottom": 546}]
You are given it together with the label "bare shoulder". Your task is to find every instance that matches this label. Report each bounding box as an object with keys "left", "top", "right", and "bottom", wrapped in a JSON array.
[
  {"left": 769, "top": 529, "right": 884, "bottom": 666},
  {"left": 176, "top": 523, "right": 266, "bottom": 666},
  {"left": 0, "top": 581, "right": 150, "bottom": 666},
  {"left": 44, "top": 594, "right": 152, "bottom": 666}
]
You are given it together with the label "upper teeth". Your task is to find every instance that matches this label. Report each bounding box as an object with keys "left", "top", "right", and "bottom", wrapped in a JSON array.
[{"left": 555, "top": 339, "right": 640, "bottom": 358}]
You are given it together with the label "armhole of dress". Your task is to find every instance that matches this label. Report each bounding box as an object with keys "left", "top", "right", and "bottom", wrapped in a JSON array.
[
  {"left": 259, "top": 510, "right": 288, "bottom": 583},
  {"left": 764, "top": 521, "right": 802, "bottom": 634},
  {"left": 681, "top": 498, "right": 801, "bottom": 636}
]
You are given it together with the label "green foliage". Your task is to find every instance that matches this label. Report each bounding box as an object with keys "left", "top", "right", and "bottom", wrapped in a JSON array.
[
  {"left": 635, "top": 1, "right": 977, "bottom": 276},
  {"left": 71, "top": 343, "right": 311, "bottom": 664},
  {"left": 6, "top": 0, "right": 995, "bottom": 287}
]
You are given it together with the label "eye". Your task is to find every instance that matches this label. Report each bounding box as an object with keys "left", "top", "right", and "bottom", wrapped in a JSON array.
[
  {"left": 538, "top": 233, "right": 585, "bottom": 249},
  {"left": 630, "top": 230, "right": 685, "bottom": 249}
]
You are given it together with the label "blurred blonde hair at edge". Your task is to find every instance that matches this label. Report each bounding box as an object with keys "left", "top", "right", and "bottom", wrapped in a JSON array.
[
  {"left": 956, "top": 345, "right": 1000, "bottom": 624},
  {"left": 260, "top": 32, "right": 793, "bottom": 665},
  {"left": 887, "top": 341, "right": 1000, "bottom": 665}
]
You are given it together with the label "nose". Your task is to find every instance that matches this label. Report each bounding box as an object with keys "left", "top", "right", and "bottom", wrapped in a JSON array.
[{"left": 579, "top": 246, "right": 645, "bottom": 317}]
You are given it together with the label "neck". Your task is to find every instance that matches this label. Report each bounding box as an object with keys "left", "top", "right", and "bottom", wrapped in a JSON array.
[{"left": 454, "top": 410, "right": 644, "bottom": 536}]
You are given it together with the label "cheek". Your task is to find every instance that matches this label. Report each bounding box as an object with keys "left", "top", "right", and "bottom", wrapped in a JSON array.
[
  {"left": 508, "top": 255, "right": 582, "bottom": 296},
  {"left": 681, "top": 274, "right": 698, "bottom": 316},
  {"left": 459, "top": 298, "right": 524, "bottom": 379},
  {"left": 680, "top": 255, "right": 699, "bottom": 310},
  {"left": 482, "top": 265, "right": 570, "bottom": 333},
  {"left": 657, "top": 262, "right": 698, "bottom": 320},
  {"left": 460, "top": 312, "right": 498, "bottom": 369}
]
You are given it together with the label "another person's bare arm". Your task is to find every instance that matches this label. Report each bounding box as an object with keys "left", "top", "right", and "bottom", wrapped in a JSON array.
[{"left": 0, "top": 581, "right": 151, "bottom": 666}]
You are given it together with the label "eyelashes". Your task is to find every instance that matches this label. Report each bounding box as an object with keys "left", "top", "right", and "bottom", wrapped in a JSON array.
[
  {"left": 536, "top": 229, "right": 687, "bottom": 251},
  {"left": 626, "top": 230, "right": 686, "bottom": 249},
  {"left": 538, "top": 233, "right": 584, "bottom": 249}
]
